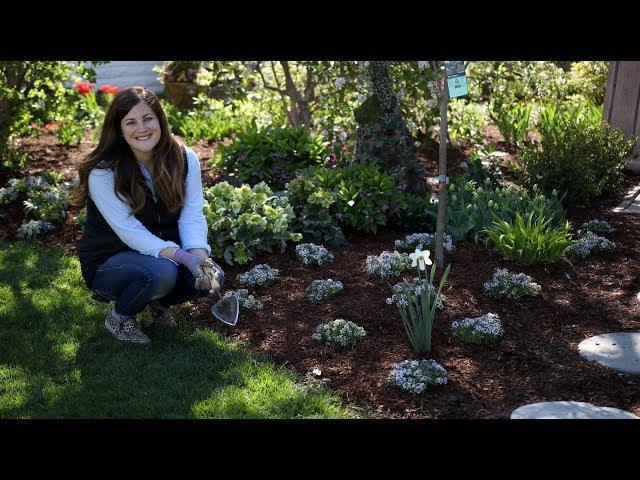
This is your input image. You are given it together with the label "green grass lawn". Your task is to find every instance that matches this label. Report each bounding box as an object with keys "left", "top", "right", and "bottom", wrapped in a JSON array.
[{"left": 0, "top": 240, "right": 355, "bottom": 419}]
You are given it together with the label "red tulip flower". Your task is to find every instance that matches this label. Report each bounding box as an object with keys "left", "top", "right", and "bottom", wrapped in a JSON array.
[{"left": 75, "top": 82, "right": 93, "bottom": 95}]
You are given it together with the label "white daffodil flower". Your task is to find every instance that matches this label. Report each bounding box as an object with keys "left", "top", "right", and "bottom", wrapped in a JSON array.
[{"left": 409, "top": 248, "right": 432, "bottom": 271}]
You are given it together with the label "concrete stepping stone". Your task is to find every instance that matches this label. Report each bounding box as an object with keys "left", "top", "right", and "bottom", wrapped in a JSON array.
[
  {"left": 511, "top": 401, "right": 639, "bottom": 419},
  {"left": 578, "top": 332, "right": 640, "bottom": 374},
  {"left": 613, "top": 183, "right": 640, "bottom": 213}
]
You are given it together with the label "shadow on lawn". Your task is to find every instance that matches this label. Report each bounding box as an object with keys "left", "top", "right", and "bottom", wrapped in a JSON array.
[{"left": 1, "top": 241, "right": 345, "bottom": 418}]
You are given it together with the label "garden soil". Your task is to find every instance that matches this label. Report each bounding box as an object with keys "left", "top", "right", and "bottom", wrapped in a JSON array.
[{"left": 2, "top": 131, "right": 640, "bottom": 419}]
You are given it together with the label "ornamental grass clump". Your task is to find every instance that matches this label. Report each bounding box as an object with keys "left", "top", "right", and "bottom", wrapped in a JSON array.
[
  {"left": 16, "top": 220, "right": 54, "bottom": 240},
  {"left": 451, "top": 313, "right": 503, "bottom": 344},
  {"left": 388, "top": 360, "right": 448, "bottom": 394},
  {"left": 580, "top": 219, "right": 614, "bottom": 236},
  {"left": 223, "top": 289, "right": 263, "bottom": 310},
  {"left": 565, "top": 231, "right": 615, "bottom": 258},
  {"left": 306, "top": 279, "right": 343, "bottom": 302},
  {"left": 485, "top": 211, "right": 574, "bottom": 265},
  {"left": 236, "top": 264, "right": 280, "bottom": 288},
  {"left": 394, "top": 232, "right": 454, "bottom": 253},
  {"left": 365, "top": 250, "right": 411, "bottom": 278},
  {"left": 484, "top": 268, "right": 541, "bottom": 301},
  {"left": 386, "top": 249, "right": 450, "bottom": 355},
  {"left": 295, "top": 243, "right": 334, "bottom": 266},
  {"left": 312, "top": 319, "right": 366, "bottom": 349}
]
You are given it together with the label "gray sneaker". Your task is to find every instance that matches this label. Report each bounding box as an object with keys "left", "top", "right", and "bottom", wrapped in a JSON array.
[
  {"left": 105, "top": 309, "right": 151, "bottom": 343},
  {"left": 147, "top": 301, "right": 177, "bottom": 327}
]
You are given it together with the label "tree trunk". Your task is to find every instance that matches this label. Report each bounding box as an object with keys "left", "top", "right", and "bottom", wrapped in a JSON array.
[{"left": 435, "top": 69, "right": 449, "bottom": 269}]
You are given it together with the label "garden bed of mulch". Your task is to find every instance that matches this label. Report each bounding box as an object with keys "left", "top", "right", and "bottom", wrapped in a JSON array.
[
  {"left": 176, "top": 201, "right": 640, "bottom": 419},
  {"left": 2, "top": 131, "right": 640, "bottom": 418}
]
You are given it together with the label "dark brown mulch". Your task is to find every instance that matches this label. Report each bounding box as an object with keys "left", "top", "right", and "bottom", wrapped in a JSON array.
[
  {"left": 174, "top": 203, "right": 640, "bottom": 419},
  {"left": 2, "top": 131, "right": 640, "bottom": 419}
]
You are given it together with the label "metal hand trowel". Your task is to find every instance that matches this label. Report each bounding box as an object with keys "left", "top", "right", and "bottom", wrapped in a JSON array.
[{"left": 211, "top": 289, "right": 239, "bottom": 326}]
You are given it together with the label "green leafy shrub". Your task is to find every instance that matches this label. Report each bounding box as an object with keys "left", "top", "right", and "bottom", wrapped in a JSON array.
[
  {"left": 518, "top": 113, "right": 636, "bottom": 206},
  {"left": 489, "top": 99, "right": 532, "bottom": 144},
  {"left": 214, "top": 124, "right": 329, "bottom": 191},
  {"left": 485, "top": 211, "right": 574, "bottom": 265},
  {"left": 468, "top": 61, "right": 569, "bottom": 104},
  {"left": 161, "top": 96, "right": 251, "bottom": 143},
  {"left": 0, "top": 61, "right": 87, "bottom": 169},
  {"left": 447, "top": 98, "right": 488, "bottom": 146},
  {"left": 291, "top": 162, "right": 400, "bottom": 235},
  {"left": 389, "top": 187, "right": 437, "bottom": 233},
  {"left": 566, "top": 61, "right": 609, "bottom": 105},
  {"left": 203, "top": 181, "right": 302, "bottom": 265},
  {"left": 286, "top": 173, "right": 347, "bottom": 246},
  {"left": 56, "top": 121, "right": 85, "bottom": 146}
]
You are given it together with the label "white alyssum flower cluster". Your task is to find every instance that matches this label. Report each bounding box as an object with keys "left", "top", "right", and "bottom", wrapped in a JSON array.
[
  {"left": 0, "top": 186, "right": 18, "bottom": 204},
  {"left": 566, "top": 231, "right": 615, "bottom": 258},
  {"left": 334, "top": 77, "right": 346, "bottom": 89},
  {"left": 306, "top": 279, "right": 343, "bottom": 302},
  {"left": 451, "top": 313, "right": 503, "bottom": 343},
  {"left": 580, "top": 219, "right": 614, "bottom": 236},
  {"left": 24, "top": 175, "right": 50, "bottom": 192},
  {"left": 295, "top": 243, "right": 334, "bottom": 266},
  {"left": 312, "top": 319, "right": 366, "bottom": 348},
  {"left": 236, "top": 264, "right": 280, "bottom": 288},
  {"left": 388, "top": 359, "right": 448, "bottom": 394},
  {"left": 395, "top": 233, "right": 454, "bottom": 253},
  {"left": 365, "top": 250, "right": 411, "bottom": 278},
  {"left": 16, "top": 219, "right": 54, "bottom": 240},
  {"left": 223, "top": 288, "right": 263, "bottom": 310},
  {"left": 484, "top": 268, "right": 541, "bottom": 301},
  {"left": 0, "top": 177, "right": 28, "bottom": 204},
  {"left": 386, "top": 278, "right": 445, "bottom": 309}
]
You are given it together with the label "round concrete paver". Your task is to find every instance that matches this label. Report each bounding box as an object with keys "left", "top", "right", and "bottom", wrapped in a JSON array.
[
  {"left": 511, "top": 401, "right": 639, "bottom": 419},
  {"left": 578, "top": 332, "right": 640, "bottom": 374}
]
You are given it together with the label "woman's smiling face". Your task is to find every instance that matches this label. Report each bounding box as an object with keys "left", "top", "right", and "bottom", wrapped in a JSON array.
[{"left": 120, "top": 101, "right": 161, "bottom": 158}]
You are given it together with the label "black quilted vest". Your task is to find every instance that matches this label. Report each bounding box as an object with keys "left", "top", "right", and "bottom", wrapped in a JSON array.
[{"left": 78, "top": 147, "right": 188, "bottom": 288}]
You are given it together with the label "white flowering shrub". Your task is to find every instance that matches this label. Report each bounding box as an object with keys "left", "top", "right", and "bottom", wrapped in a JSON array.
[
  {"left": 484, "top": 268, "right": 541, "bottom": 301},
  {"left": 388, "top": 360, "right": 448, "bottom": 394},
  {"left": 312, "top": 319, "right": 366, "bottom": 348},
  {"left": 579, "top": 219, "right": 614, "bottom": 236},
  {"left": 395, "top": 233, "right": 455, "bottom": 253},
  {"left": 16, "top": 220, "right": 54, "bottom": 240},
  {"left": 451, "top": 313, "right": 503, "bottom": 343},
  {"left": 365, "top": 250, "right": 411, "bottom": 278},
  {"left": 295, "top": 243, "right": 334, "bottom": 266},
  {"left": 236, "top": 264, "right": 280, "bottom": 288},
  {"left": 386, "top": 279, "right": 445, "bottom": 310},
  {"left": 306, "top": 279, "right": 343, "bottom": 302},
  {"left": 566, "top": 231, "right": 615, "bottom": 258},
  {"left": 23, "top": 184, "right": 69, "bottom": 223},
  {"left": 223, "top": 288, "right": 263, "bottom": 310}
]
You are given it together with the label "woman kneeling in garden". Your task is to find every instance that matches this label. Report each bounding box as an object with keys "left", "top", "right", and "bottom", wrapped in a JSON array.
[{"left": 69, "top": 86, "right": 224, "bottom": 344}]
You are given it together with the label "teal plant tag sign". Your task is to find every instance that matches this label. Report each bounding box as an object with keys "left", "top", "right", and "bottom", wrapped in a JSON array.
[{"left": 444, "top": 61, "right": 468, "bottom": 98}]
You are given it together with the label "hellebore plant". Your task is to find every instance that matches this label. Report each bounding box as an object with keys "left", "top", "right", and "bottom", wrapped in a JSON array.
[{"left": 387, "top": 248, "right": 450, "bottom": 355}]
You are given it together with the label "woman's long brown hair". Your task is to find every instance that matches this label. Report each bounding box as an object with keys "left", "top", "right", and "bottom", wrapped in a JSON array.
[{"left": 69, "top": 86, "right": 185, "bottom": 214}]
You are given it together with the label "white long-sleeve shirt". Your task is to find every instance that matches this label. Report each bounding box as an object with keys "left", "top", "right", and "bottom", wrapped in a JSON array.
[{"left": 87, "top": 146, "right": 211, "bottom": 259}]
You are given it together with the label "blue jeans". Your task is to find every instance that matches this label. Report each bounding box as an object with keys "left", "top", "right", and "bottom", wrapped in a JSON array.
[{"left": 91, "top": 251, "right": 209, "bottom": 316}]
